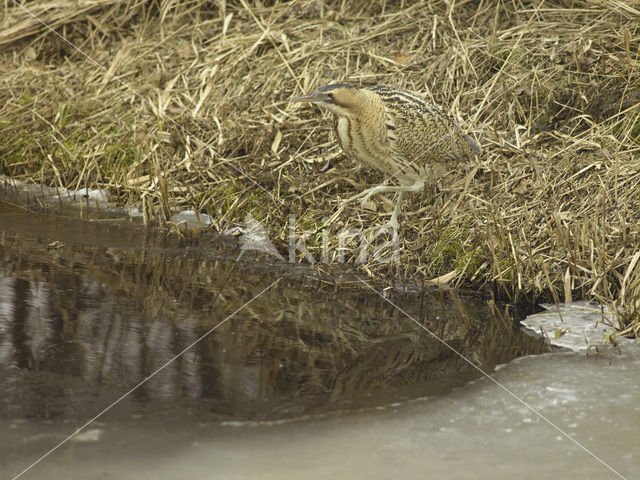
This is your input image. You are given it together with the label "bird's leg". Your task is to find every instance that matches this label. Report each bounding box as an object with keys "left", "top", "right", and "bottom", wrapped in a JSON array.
[
  {"left": 343, "top": 181, "right": 425, "bottom": 206},
  {"left": 325, "top": 184, "right": 395, "bottom": 229},
  {"left": 343, "top": 184, "right": 394, "bottom": 205},
  {"left": 365, "top": 191, "right": 403, "bottom": 239},
  {"left": 364, "top": 180, "right": 424, "bottom": 236},
  {"left": 387, "top": 191, "right": 404, "bottom": 231},
  {"left": 327, "top": 180, "right": 424, "bottom": 231},
  {"left": 352, "top": 192, "right": 404, "bottom": 241}
]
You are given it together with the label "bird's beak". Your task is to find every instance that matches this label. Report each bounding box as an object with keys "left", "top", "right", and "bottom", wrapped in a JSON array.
[{"left": 290, "top": 90, "right": 332, "bottom": 104}]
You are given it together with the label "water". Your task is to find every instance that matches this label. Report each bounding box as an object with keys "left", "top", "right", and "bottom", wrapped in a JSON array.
[{"left": 0, "top": 197, "right": 637, "bottom": 479}]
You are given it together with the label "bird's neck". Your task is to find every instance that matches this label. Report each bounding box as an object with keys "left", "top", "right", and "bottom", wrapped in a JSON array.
[{"left": 333, "top": 93, "right": 388, "bottom": 168}]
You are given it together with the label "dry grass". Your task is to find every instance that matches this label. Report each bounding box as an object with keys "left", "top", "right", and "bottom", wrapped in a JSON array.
[{"left": 1, "top": 0, "right": 639, "bottom": 333}]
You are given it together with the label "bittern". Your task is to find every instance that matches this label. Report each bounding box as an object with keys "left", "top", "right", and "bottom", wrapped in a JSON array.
[{"left": 291, "top": 83, "right": 479, "bottom": 232}]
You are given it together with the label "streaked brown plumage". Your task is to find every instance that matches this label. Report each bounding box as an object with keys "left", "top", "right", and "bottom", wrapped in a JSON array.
[{"left": 291, "top": 83, "right": 479, "bottom": 231}]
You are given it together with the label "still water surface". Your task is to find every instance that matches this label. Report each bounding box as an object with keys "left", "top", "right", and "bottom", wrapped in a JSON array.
[{"left": 0, "top": 199, "right": 637, "bottom": 479}]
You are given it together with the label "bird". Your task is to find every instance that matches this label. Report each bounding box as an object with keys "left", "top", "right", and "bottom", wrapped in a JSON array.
[{"left": 291, "top": 83, "right": 479, "bottom": 233}]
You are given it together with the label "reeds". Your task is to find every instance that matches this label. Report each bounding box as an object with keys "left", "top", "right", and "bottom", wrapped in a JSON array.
[{"left": 1, "top": 0, "right": 639, "bottom": 331}]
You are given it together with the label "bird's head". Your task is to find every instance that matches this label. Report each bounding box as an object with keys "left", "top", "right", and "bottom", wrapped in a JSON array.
[{"left": 290, "top": 83, "right": 359, "bottom": 117}]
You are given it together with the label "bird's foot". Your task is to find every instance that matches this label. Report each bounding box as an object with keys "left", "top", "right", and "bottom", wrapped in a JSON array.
[
  {"left": 323, "top": 188, "right": 382, "bottom": 228},
  {"left": 356, "top": 218, "right": 402, "bottom": 262},
  {"left": 361, "top": 216, "right": 400, "bottom": 241}
]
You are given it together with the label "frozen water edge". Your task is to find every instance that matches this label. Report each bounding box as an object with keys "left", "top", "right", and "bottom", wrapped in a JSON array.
[
  {"left": 1, "top": 175, "right": 109, "bottom": 204},
  {"left": 1, "top": 176, "right": 216, "bottom": 229},
  {"left": 521, "top": 300, "right": 629, "bottom": 352},
  {"left": 168, "top": 210, "right": 213, "bottom": 227},
  {"left": 4, "top": 341, "right": 639, "bottom": 480}
]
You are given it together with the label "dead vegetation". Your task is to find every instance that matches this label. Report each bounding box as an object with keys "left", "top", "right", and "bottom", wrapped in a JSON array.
[{"left": 1, "top": 0, "right": 639, "bottom": 333}]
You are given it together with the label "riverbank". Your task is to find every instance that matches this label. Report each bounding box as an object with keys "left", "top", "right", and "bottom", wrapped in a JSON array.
[{"left": 1, "top": 1, "right": 638, "bottom": 333}]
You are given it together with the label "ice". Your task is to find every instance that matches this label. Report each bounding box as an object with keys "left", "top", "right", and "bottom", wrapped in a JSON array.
[
  {"left": 169, "top": 210, "right": 213, "bottom": 228},
  {"left": 521, "top": 300, "right": 628, "bottom": 351}
]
